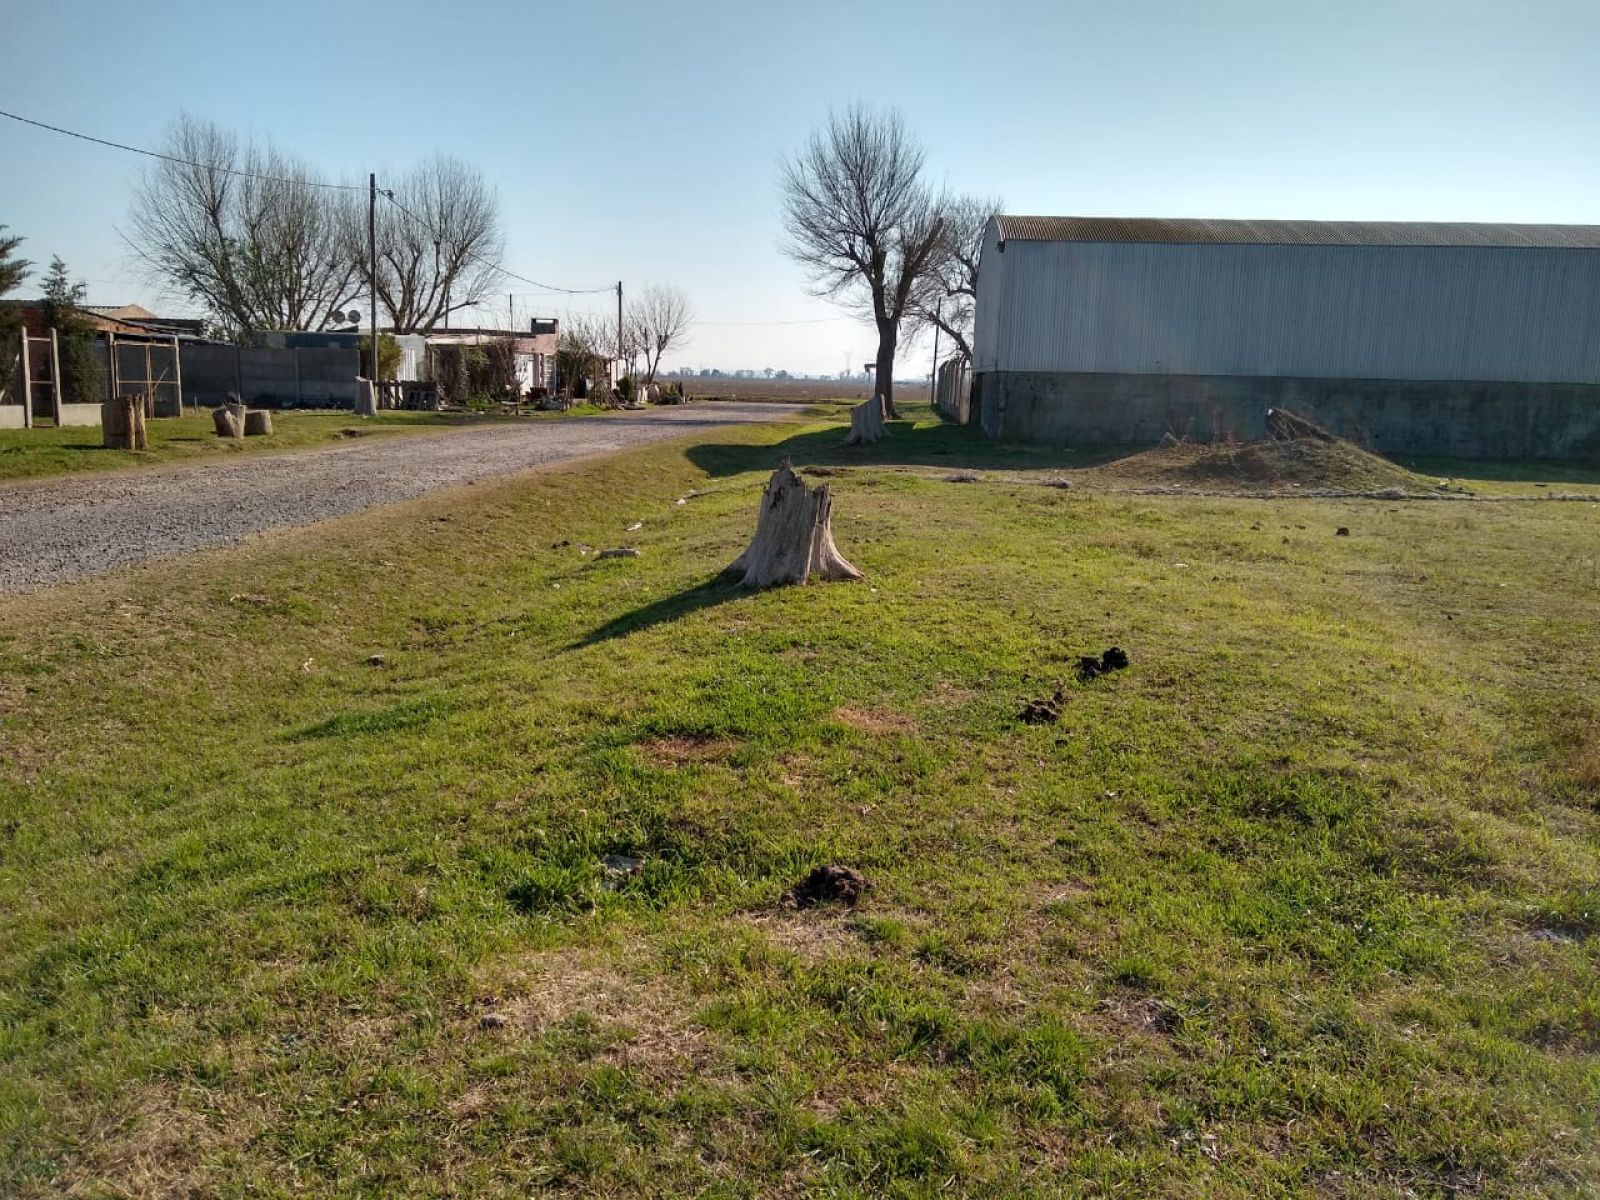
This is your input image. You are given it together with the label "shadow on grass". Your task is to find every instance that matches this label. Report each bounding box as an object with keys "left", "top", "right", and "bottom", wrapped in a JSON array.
[
  {"left": 1391, "top": 455, "right": 1600, "bottom": 486},
  {"left": 571, "top": 575, "right": 745, "bottom": 648},
  {"left": 685, "top": 417, "right": 1134, "bottom": 478}
]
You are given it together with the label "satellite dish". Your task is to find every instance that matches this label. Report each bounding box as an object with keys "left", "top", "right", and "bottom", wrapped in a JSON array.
[{"left": 347, "top": 310, "right": 362, "bottom": 325}]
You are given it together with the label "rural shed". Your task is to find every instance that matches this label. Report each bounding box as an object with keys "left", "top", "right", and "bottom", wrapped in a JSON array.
[{"left": 970, "top": 216, "right": 1600, "bottom": 461}]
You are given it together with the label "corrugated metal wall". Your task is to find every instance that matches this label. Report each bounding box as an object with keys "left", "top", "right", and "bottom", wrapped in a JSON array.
[{"left": 974, "top": 236, "right": 1600, "bottom": 384}]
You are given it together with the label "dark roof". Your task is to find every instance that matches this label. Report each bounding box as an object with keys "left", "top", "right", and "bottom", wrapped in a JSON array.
[{"left": 993, "top": 215, "right": 1600, "bottom": 250}]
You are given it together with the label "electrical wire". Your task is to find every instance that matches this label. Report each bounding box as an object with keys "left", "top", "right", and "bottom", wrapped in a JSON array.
[{"left": 0, "top": 106, "right": 367, "bottom": 191}]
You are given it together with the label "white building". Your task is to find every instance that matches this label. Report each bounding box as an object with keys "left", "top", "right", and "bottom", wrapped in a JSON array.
[{"left": 971, "top": 216, "right": 1600, "bottom": 460}]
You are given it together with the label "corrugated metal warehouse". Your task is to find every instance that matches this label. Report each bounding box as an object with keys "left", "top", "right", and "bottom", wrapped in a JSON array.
[{"left": 970, "top": 216, "right": 1600, "bottom": 460}]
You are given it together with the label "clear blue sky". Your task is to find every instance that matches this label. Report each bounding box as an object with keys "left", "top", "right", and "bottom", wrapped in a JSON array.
[{"left": 3, "top": 0, "right": 1596, "bottom": 376}]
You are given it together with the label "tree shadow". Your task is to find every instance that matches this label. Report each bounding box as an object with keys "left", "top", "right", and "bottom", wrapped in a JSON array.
[
  {"left": 570, "top": 574, "right": 745, "bottom": 649},
  {"left": 685, "top": 417, "right": 1136, "bottom": 478}
]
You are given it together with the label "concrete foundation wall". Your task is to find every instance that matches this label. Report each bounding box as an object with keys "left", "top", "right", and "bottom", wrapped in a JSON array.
[
  {"left": 0, "top": 406, "right": 26, "bottom": 428},
  {"left": 57, "top": 403, "right": 103, "bottom": 427},
  {"left": 975, "top": 371, "right": 1600, "bottom": 462},
  {"left": 182, "top": 345, "right": 360, "bottom": 409}
]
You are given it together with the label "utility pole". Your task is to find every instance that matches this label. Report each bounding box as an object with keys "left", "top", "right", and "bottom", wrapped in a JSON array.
[
  {"left": 368, "top": 173, "right": 378, "bottom": 378},
  {"left": 508, "top": 292, "right": 514, "bottom": 335},
  {"left": 616, "top": 281, "right": 624, "bottom": 387},
  {"left": 929, "top": 300, "right": 941, "bottom": 406}
]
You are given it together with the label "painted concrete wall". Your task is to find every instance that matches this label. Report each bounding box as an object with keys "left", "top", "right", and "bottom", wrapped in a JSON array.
[
  {"left": 0, "top": 406, "right": 26, "bottom": 428},
  {"left": 56, "top": 403, "right": 103, "bottom": 427},
  {"left": 181, "top": 345, "right": 360, "bottom": 409},
  {"left": 975, "top": 371, "right": 1600, "bottom": 462}
]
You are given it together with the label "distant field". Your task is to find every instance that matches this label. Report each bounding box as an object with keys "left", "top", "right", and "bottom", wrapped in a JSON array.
[{"left": 677, "top": 376, "right": 878, "bottom": 403}]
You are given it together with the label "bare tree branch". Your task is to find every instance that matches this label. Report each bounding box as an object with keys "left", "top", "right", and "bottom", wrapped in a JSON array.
[
  {"left": 778, "top": 104, "right": 941, "bottom": 415},
  {"left": 627, "top": 284, "right": 692, "bottom": 384},
  {"left": 908, "top": 194, "right": 999, "bottom": 363},
  {"left": 126, "top": 115, "right": 362, "bottom": 336}
]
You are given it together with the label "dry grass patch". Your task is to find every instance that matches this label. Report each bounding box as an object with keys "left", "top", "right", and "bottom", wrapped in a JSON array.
[
  {"left": 637, "top": 734, "right": 738, "bottom": 766},
  {"left": 830, "top": 705, "right": 918, "bottom": 735}
]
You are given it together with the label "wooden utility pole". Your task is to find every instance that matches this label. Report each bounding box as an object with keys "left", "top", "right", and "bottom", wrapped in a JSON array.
[
  {"left": 368, "top": 173, "right": 379, "bottom": 380},
  {"left": 928, "top": 301, "right": 941, "bottom": 407},
  {"left": 616, "top": 281, "right": 624, "bottom": 387}
]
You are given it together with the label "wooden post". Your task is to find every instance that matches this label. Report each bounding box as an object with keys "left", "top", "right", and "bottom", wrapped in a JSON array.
[
  {"left": 18, "top": 330, "right": 31, "bottom": 428},
  {"left": 172, "top": 335, "right": 185, "bottom": 414},
  {"left": 49, "top": 328, "right": 62, "bottom": 424},
  {"left": 107, "top": 331, "right": 119, "bottom": 404}
]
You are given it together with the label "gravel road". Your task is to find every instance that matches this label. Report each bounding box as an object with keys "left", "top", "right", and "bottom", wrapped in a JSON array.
[{"left": 0, "top": 403, "right": 783, "bottom": 592}]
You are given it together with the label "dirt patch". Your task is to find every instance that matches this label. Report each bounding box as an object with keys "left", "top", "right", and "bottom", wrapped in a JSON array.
[
  {"left": 831, "top": 706, "right": 918, "bottom": 734},
  {"left": 782, "top": 864, "right": 869, "bottom": 908},
  {"left": 638, "top": 734, "right": 737, "bottom": 766},
  {"left": 1081, "top": 424, "right": 1441, "bottom": 496},
  {"left": 476, "top": 948, "right": 708, "bottom": 1073},
  {"left": 740, "top": 912, "right": 863, "bottom": 962}
]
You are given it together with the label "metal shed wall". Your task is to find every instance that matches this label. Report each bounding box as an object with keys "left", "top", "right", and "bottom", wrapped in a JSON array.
[{"left": 974, "top": 233, "right": 1600, "bottom": 385}]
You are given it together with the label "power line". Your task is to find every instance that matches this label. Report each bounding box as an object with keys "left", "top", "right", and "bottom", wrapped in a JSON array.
[{"left": 0, "top": 107, "right": 367, "bottom": 191}]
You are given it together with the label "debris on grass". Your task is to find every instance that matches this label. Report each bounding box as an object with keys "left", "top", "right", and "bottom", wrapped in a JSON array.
[
  {"left": 783, "top": 865, "right": 869, "bottom": 908},
  {"left": 598, "top": 547, "right": 640, "bottom": 559},
  {"left": 1041, "top": 477, "right": 1074, "bottom": 490},
  {"left": 366, "top": 654, "right": 386, "bottom": 667},
  {"left": 1078, "top": 646, "right": 1131, "bottom": 682},
  {"left": 479, "top": 1011, "right": 508, "bottom": 1030},
  {"left": 944, "top": 472, "right": 981, "bottom": 483},
  {"left": 1336, "top": 527, "right": 1350, "bottom": 536},
  {"left": 1020, "top": 690, "right": 1065, "bottom": 724}
]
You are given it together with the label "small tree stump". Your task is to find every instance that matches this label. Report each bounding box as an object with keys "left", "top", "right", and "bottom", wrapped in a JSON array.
[
  {"left": 843, "top": 394, "right": 885, "bottom": 446},
  {"left": 727, "top": 460, "right": 863, "bottom": 588},
  {"left": 354, "top": 377, "right": 378, "bottom": 417},
  {"left": 243, "top": 409, "right": 273, "bottom": 436},
  {"left": 212, "top": 406, "right": 244, "bottom": 439},
  {"left": 101, "top": 395, "right": 147, "bottom": 450}
]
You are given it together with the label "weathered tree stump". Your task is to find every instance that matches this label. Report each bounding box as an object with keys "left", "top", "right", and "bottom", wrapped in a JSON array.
[
  {"left": 354, "top": 377, "right": 378, "bottom": 417},
  {"left": 243, "top": 409, "right": 273, "bottom": 437},
  {"left": 843, "top": 394, "right": 885, "bottom": 446},
  {"left": 727, "top": 461, "right": 863, "bottom": 588},
  {"left": 212, "top": 405, "right": 244, "bottom": 439},
  {"left": 101, "top": 395, "right": 148, "bottom": 450}
]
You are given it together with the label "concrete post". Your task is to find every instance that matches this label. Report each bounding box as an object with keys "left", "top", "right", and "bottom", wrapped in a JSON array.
[
  {"left": 18, "top": 329, "right": 32, "bottom": 428},
  {"left": 49, "top": 328, "right": 62, "bottom": 424}
]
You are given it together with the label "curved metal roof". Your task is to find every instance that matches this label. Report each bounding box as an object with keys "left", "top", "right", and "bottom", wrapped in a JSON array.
[{"left": 994, "top": 215, "right": 1600, "bottom": 249}]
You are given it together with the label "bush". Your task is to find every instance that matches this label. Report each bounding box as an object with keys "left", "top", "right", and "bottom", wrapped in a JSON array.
[{"left": 359, "top": 332, "right": 403, "bottom": 381}]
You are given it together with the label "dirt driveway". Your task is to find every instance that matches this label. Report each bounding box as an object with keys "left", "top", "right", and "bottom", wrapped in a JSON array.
[{"left": 0, "top": 403, "right": 784, "bottom": 592}]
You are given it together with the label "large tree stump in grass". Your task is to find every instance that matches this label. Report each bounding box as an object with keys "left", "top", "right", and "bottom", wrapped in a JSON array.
[
  {"left": 727, "top": 461, "right": 863, "bottom": 588},
  {"left": 243, "top": 409, "right": 273, "bottom": 436},
  {"left": 101, "top": 395, "right": 147, "bottom": 450},
  {"left": 843, "top": 394, "right": 885, "bottom": 446},
  {"left": 212, "top": 405, "right": 244, "bottom": 439}
]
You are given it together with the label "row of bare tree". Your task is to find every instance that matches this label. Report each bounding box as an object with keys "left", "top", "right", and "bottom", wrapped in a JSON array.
[
  {"left": 127, "top": 115, "right": 504, "bottom": 338},
  {"left": 555, "top": 285, "right": 692, "bottom": 390},
  {"left": 779, "top": 105, "right": 994, "bottom": 415}
]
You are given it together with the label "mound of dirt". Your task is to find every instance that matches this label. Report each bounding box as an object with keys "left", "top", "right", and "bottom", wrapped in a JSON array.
[{"left": 1087, "top": 412, "right": 1442, "bottom": 496}]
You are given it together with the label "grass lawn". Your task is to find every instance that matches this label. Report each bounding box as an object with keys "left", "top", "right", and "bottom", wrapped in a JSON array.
[
  {"left": 0, "top": 407, "right": 606, "bottom": 485},
  {"left": 1, "top": 408, "right": 1596, "bottom": 1196}
]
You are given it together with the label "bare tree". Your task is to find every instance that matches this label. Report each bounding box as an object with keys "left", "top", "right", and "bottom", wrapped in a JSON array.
[
  {"left": 127, "top": 115, "right": 362, "bottom": 335},
  {"left": 365, "top": 156, "right": 504, "bottom": 334},
  {"left": 556, "top": 312, "right": 613, "bottom": 399},
  {"left": 779, "top": 105, "right": 943, "bottom": 417},
  {"left": 628, "top": 284, "right": 692, "bottom": 384},
  {"left": 909, "top": 194, "right": 999, "bottom": 364}
]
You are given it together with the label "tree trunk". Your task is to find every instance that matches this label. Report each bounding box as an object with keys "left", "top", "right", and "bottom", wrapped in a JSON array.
[
  {"left": 843, "top": 394, "right": 885, "bottom": 446},
  {"left": 875, "top": 324, "right": 898, "bottom": 418},
  {"left": 727, "top": 461, "right": 863, "bottom": 588},
  {"left": 212, "top": 405, "right": 244, "bottom": 439},
  {"left": 101, "top": 395, "right": 147, "bottom": 450},
  {"left": 243, "top": 409, "right": 273, "bottom": 436}
]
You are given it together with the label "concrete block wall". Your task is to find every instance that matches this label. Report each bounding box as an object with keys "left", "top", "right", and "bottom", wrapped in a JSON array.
[{"left": 974, "top": 372, "right": 1600, "bottom": 463}]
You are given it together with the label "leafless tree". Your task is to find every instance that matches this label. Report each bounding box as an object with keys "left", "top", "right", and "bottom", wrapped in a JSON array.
[
  {"left": 628, "top": 284, "right": 692, "bottom": 384},
  {"left": 909, "top": 194, "right": 999, "bottom": 364},
  {"left": 556, "top": 312, "right": 613, "bottom": 398},
  {"left": 779, "top": 104, "right": 944, "bottom": 417},
  {"left": 365, "top": 156, "right": 504, "bottom": 334},
  {"left": 127, "top": 115, "right": 363, "bottom": 335}
]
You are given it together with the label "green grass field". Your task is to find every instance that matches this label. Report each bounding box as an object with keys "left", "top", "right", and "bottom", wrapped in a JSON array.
[
  {"left": 1, "top": 408, "right": 1596, "bottom": 1196},
  {"left": 0, "top": 407, "right": 606, "bottom": 484}
]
